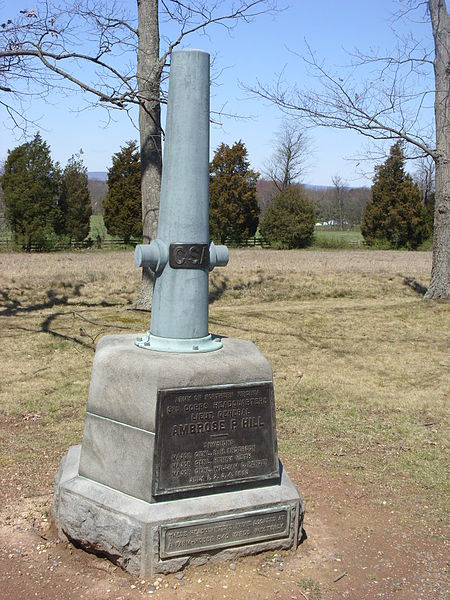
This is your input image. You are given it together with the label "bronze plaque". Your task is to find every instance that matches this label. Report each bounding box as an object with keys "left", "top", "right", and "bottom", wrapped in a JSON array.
[
  {"left": 153, "top": 382, "right": 278, "bottom": 497},
  {"left": 160, "top": 507, "right": 290, "bottom": 558},
  {"left": 169, "top": 243, "right": 209, "bottom": 269}
]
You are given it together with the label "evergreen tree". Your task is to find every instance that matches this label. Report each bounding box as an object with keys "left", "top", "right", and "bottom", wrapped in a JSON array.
[
  {"left": 103, "top": 141, "right": 141, "bottom": 244},
  {"left": 209, "top": 141, "right": 259, "bottom": 244},
  {"left": 362, "top": 142, "right": 429, "bottom": 249},
  {"left": 0, "top": 134, "right": 62, "bottom": 250},
  {"left": 260, "top": 186, "right": 316, "bottom": 249},
  {"left": 60, "top": 153, "right": 92, "bottom": 242}
]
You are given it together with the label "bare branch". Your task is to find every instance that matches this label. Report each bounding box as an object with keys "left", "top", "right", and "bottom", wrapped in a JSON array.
[
  {"left": 1, "top": 0, "right": 280, "bottom": 124},
  {"left": 264, "top": 119, "right": 312, "bottom": 190},
  {"left": 247, "top": 0, "right": 448, "bottom": 298},
  {"left": 159, "top": 1, "right": 279, "bottom": 70},
  {"left": 249, "top": 36, "right": 436, "bottom": 160}
]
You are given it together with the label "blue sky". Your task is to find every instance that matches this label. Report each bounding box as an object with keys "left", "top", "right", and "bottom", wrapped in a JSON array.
[{"left": 0, "top": 0, "right": 435, "bottom": 186}]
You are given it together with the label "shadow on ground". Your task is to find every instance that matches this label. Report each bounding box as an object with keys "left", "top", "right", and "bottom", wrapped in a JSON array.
[{"left": 402, "top": 276, "right": 428, "bottom": 296}]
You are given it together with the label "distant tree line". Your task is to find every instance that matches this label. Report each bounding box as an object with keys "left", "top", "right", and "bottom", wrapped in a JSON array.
[
  {"left": 88, "top": 180, "right": 107, "bottom": 215},
  {"left": 0, "top": 135, "right": 433, "bottom": 252},
  {"left": 257, "top": 141, "right": 433, "bottom": 249},
  {"left": 257, "top": 180, "right": 371, "bottom": 229}
]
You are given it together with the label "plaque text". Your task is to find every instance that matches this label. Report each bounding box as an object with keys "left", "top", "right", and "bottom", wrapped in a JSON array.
[
  {"left": 160, "top": 507, "right": 290, "bottom": 557},
  {"left": 153, "top": 383, "right": 278, "bottom": 496}
]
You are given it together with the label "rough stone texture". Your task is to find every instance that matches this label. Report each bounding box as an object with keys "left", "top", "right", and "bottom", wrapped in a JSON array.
[
  {"left": 79, "top": 335, "right": 274, "bottom": 503},
  {"left": 53, "top": 445, "right": 303, "bottom": 577}
]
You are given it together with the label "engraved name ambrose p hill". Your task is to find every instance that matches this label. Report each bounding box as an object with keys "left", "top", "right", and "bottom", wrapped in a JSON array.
[{"left": 153, "top": 382, "right": 279, "bottom": 496}]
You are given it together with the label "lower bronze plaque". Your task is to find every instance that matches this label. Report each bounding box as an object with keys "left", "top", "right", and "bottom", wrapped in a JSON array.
[
  {"left": 153, "top": 382, "right": 279, "bottom": 496},
  {"left": 160, "top": 507, "right": 290, "bottom": 558}
]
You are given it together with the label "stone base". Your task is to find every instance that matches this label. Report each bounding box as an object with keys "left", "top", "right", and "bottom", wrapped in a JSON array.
[
  {"left": 53, "top": 445, "right": 303, "bottom": 577},
  {"left": 76, "top": 335, "right": 278, "bottom": 502},
  {"left": 52, "top": 334, "right": 304, "bottom": 576}
]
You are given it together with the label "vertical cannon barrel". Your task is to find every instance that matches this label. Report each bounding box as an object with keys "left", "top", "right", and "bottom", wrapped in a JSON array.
[
  {"left": 153, "top": 49, "right": 209, "bottom": 341},
  {"left": 134, "top": 49, "right": 228, "bottom": 353}
]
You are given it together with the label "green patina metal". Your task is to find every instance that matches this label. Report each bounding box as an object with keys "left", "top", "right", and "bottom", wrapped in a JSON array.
[{"left": 134, "top": 50, "right": 228, "bottom": 353}]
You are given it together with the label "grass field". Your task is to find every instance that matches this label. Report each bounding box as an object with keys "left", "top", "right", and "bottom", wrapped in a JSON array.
[
  {"left": 312, "top": 228, "right": 364, "bottom": 249},
  {"left": 0, "top": 248, "right": 448, "bottom": 598},
  {"left": 1, "top": 248, "right": 447, "bottom": 513},
  {"left": 89, "top": 213, "right": 110, "bottom": 239}
]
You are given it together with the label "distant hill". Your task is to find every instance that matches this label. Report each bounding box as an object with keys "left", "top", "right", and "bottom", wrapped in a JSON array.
[
  {"left": 305, "top": 184, "right": 332, "bottom": 191},
  {"left": 87, "top": 173, "right": 108, "bottom": 213},
  {"left": 88, "top": 171, "right": 108, "bottom": 182}
]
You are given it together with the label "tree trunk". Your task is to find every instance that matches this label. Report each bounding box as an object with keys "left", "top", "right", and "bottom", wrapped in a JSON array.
[
  {"left": 133, "top": 0, "right": 162, "bottom": 310},
  {"left": 338, "top": 197, "right": 344, "bottom": 231},
  {"left": 425, "top": 0, "right": 450, "bottom": 299}
]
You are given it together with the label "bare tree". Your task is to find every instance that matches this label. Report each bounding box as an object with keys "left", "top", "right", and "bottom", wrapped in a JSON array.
[
  {"left": 256, "top": 178, "right": 278, "bottom": 217},
  {"left": 265, "top": 120, "right": 311, "bottom": 192},
  {"left": 136, "top": 0, "right": 162, "bottom": 308},
  {"left": 331, "top": 175, "right": 347, "bottom": 230},
  {"left": 427, "top": 0, "right": 449, "bottom": 300},
  {"left": 309, "top": 185, "right": 370, "bottom": 227},
  {"left": 414, "top": 155, "right": 435, "bottom": 206},
  {"left": 250, "top": 0, "right": 449, "bottom": 299},
  {"left": 0, "top": 0, "right": 278, "bottom": 306}
]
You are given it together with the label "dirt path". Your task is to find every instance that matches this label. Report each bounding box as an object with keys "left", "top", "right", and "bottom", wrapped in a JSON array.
[{"left": 0, "top": 465, "right": 447, "bottom": 600}]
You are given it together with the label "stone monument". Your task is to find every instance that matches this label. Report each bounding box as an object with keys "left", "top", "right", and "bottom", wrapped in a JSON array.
[{"left": 52, "top": 49, "right": 303, "bottom": 577}]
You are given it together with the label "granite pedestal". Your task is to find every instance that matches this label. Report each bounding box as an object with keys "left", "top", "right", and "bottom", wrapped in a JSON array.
[{"left": 52, "top": 334, "right": 303, "bottom": 576}]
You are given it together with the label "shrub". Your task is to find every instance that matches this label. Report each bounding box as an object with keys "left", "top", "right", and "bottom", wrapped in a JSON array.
[{"left": 260, "top": 187, "right": 316, "bottom": 249}]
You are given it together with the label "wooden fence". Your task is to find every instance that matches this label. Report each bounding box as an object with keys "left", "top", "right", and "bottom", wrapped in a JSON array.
[
  {"left": 224, "top": 236, "right": 271, "bottom": 248},
  {"left": 0, "top": 235, "right": 271, "bottom": 251}
]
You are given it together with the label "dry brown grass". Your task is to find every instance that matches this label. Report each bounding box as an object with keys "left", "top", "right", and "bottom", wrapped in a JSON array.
[{"left": 0, "top": 248, "right": 448, "bottom": 521}]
